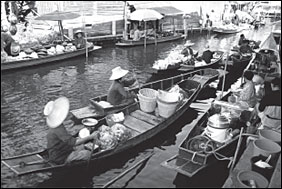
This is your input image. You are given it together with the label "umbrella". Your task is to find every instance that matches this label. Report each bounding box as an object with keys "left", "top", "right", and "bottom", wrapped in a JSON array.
[
  {"left": 35, "top": 10, "right": 81, "bottom": 41},
  {"left": 129, "top": 9, "right": 163, "bottom": 48},
  {"left": 129, "top": 9, "right": 163, "bottom": 21}
]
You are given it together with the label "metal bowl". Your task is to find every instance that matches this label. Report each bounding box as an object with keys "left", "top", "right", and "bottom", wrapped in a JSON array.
[
  {"left": 207, "top": 114, "right": 230, "bottom": 129},
  {"left": 82, "top": 118, "right": 98, "bottom": 127}
]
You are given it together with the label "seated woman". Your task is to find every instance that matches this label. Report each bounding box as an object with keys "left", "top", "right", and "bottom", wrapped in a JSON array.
[
  {"left": 73, "top": 30, "right": 86, "bottom": 49},
  {"left": 44, "top": 96, "right": 98, "bottom": 165},
  {"left": 181, "top": 41, "right": 196, "bottom": 65},
  {"left": 133, "top": 26, "right": 142, "bottom": 41},
  {"left": 107, "top": 66, "right": 136, "bottom": 106},
  {"left": 233, "top": 71, "right": 257, "bottom": 108}
]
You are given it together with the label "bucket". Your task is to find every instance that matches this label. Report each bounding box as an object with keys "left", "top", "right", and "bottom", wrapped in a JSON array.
[
  {"left": 251, "top": 155, "right": 275, "bottom": 181},
  {"left": 259, "top": 129, "right": 281, "bottom": 145},
  {"left": 157, "top": 98, "right": 178, "bottom": 118},
  {"left": 237, "top": 170, "right": 269, "bottom": 188},
  {"left": 138, "top": 88, "right": 157, "bottom": 113},
  {"left": 253, "top": 139, "right": 281, "bottom": 159}
]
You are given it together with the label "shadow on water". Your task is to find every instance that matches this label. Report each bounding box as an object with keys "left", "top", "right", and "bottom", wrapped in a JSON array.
[{"left": 37, "top": 107, "right": 199, "bottom": 188}]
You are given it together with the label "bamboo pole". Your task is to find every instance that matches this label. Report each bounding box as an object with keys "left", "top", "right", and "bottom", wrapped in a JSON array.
[
  {"left": 123, "top": 1, "right": 128, "bottom": 40},
  {"left": 220, "top": 52, "right": 229, "bottom": 98},
  {"left": 229, "top": 127, "right": 244, "bottom": 172},
  {"left": 82, "top": 2, "right": 88, "bottom": 59},
  {"left": 102, "top": 153, "right": 154, "bottom": 188},
  {"left": 144, "top": 21, "right": 147, "bottom": 48}
]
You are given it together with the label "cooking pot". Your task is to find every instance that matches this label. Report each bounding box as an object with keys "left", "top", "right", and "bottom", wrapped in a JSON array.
[{"left": 205, "top": 114, "right": 231, "bottom": 143}]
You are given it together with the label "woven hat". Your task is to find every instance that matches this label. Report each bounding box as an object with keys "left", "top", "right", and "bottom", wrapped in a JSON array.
[
  {"left": 44, "top": 96, "right": 70, "bottom": 128},
  {"left": 109, "top": 66, "right": 129, "bottom": 80},
  {"left": 184, "top": 40, "right": 195, "bottom": 47},
  {"left": 74, "top": 29, "right": 84, "bottom": 37}
]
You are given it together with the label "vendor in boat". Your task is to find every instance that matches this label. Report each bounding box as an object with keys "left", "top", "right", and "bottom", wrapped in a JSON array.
[
  {"left": 181, "top": 41, "right": 196, "bottom": 65},
  {"left": 133, "top": 26, "right": 142, "bottom": 41},
  {"left": 44, "top": 96, "right": 98, "bottom": 165},
  {"left": 233, "top": 71, "right": 257, "bottom": 108},
  {"left": 201, "top": 44, "right": 215, "bottom": 64},
  {"left": 238, "top": 34, "right": 246, "bottom": 46},
  {"left": 107, "top": 66, "right": 136, "bottom": 106},
  {"left": 73, "top": 30, "right": 86, "bottom": 49},
  {"left": 256, "top": 77, "right": 281, "bottom": 132},
  {"left": 1, "top": 29, "right": 15, "bottom": 56},
  {"left": 239, "top": 40, "right": 254, "bottom": 54}
]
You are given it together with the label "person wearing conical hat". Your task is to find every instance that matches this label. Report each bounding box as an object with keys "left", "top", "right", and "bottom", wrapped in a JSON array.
[
  {"left": 202, "top": 44, "right": 215, "bottom": 63},
  {"left": 107, "top": 66, "right": 136, "bottom": 105},
  {"left": 181, "top": 41, "right": 196, "bottom": 65},
  {"left": 73, "top": 29, "right": 86, "bottom": 49},
  {"left": 44, "top": 96, "right": 97, "bottom": 164}
]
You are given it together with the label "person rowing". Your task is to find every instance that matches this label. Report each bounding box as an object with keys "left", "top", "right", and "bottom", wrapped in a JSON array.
[{"left": 107, "top": 66, "right": 136, "bottom": 106}]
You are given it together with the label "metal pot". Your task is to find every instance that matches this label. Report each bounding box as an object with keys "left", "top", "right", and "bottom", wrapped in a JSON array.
[{"left": 207, "top": 114, "right": 230, "bottom": 129}]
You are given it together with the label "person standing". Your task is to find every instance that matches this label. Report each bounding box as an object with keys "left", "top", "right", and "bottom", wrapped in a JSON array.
[{"left": 257, "top": 77, "right": 281, "bottom": 131}]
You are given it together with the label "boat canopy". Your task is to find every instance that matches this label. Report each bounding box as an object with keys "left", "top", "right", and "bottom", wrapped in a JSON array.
[
  {"left": 260, "top": 33, "right": 278, "bottom": 52},
  {"left": 149, "top": 6, "right": 183, "bottom": 16}
]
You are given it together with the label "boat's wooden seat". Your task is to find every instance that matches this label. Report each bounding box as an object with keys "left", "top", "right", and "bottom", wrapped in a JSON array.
[{"left": 123, "top": 110, "right": 158, "bottom": 133}]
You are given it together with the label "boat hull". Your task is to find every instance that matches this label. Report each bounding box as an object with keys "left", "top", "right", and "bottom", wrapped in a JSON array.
[
  {"left": 116, "top": 35, "right": 184, "bottom": 47},
  {"left": 1, "top": 46, "right": 101, "bottom": 71}
]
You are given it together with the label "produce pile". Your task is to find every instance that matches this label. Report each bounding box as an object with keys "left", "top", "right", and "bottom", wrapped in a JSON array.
[
  {"left": 152, "top": 47, "right": 188, "bottom": 70},
  {"left": 214, "top": 23, "right": 240, "bottom": 30},
  {"left": 96, "top": 124, "right": 131, "bottom": 150}
]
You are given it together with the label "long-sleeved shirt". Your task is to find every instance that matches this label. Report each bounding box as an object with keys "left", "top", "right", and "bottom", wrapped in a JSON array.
[
  {"left": 239, "top": 81, "right": 256, "bottom": 108},
  {"left": 47, "top": 125, "right": 76, "bottom": 164}
]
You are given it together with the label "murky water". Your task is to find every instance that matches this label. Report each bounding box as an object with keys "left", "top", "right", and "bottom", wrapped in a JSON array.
[{"left": 1, "top": 25, "right": 273, "bottom": 188}]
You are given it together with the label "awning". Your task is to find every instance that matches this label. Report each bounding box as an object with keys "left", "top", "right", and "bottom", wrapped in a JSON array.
[{"left": 149, "top": 6, "right": 183, "bottom": 16}]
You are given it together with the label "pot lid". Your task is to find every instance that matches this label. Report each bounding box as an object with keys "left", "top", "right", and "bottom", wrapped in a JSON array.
[{"left": 208, "top": 114, "right": 230, "bottom": 129}]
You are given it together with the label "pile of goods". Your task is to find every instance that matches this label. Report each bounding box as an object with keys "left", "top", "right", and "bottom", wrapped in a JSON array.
[
  {"left": 1, "top": 23, "right": 87, "bottom": 63},
  {"left": 214, "top": 23, "right": 240, "bottom": 31},
  {"left": 96, "top": 123, "right": 131, "bottom": 150},
  {"left": 152, "top": 48, "right": 187, "bottom": 70}
]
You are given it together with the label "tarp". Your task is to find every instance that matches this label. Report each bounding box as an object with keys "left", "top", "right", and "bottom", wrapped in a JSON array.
[
  {"left": 260, "top": 33, "right": 278, "bottom": 52},
  {"left": 149, "top": 6, "right": 183, "bottom": 16}
]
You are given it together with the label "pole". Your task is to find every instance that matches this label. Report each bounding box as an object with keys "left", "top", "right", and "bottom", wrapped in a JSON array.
[
  {"left": 154, "top": 20, "right": 157, "bottom": 46},
  {"left": 123, "top": 1, "right": 128, "bottom": 40},
  {"left": 102, "top": 153, "right": 154, "bottom": 188},
  {"left": 220, "top": 52, "right": 229, "bottom": 98},
  {"left": 82, "top": 2, "right": 88, "bottom": 59},
  {"left": 144, "top": 21, "right": 147, "bottom": 48}
]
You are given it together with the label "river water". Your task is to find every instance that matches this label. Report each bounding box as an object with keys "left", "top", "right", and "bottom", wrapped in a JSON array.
[{"left": 1, "top": 25, "right": 273, "bottom": 188}]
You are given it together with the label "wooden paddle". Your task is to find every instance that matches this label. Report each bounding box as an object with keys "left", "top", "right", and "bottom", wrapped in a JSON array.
[{"left": 101, "top": 152, "right": 154, "bottom": 188}]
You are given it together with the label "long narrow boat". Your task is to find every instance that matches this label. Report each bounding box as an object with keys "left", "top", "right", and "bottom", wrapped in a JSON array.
[
  {"left": 212, "top": 28, "right": 243, "bottom": 34},
  {"left": 178, "top": 51, "right": 224, "bottom": 72},
  {"left": 1, "top": 45, "right": 102, "bottom": 71},
  {"left": 115, "top": 34, "right": 184, "bottom": 47},
  {"left": 1, "top": 69, "right": 221, "bottom": 176},
  {"left": 161, "top": 89, "right": 254, "bottom": 177},
  {"left": 70, "top": 69, "right": 221, "bottom": 120},
  {"left": 147, "top": 51, "right": 224, "bottom": 78}
]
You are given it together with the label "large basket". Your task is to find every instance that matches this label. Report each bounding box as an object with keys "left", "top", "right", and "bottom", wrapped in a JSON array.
[
  {"left": 138, "top": 88, "right": 158, "bottom": 113},
  {"left": 157, "top": 98, "right": 178, "bottom": 118}
]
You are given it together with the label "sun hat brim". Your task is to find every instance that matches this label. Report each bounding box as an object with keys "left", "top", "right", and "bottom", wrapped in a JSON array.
[
  {"left": 44, "top": 97, "right": 70, "bottom": 128},
  {"left": 109, "top": 69, "right": 129, "bottom": 80}
]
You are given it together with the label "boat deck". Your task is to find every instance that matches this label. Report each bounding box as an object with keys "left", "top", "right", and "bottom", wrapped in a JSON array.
[{"left": 222, "top": 142, "right": 281, "bottom": 188}]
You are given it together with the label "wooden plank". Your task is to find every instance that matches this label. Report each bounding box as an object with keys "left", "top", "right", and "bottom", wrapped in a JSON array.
[
  {"left": 70, "top": 106, "right": 100, "bottom": 119},
  {"left": 123, "top": 115, "right": 155, "bottom": 133},
  {"left": 130, "top": 110, "right": 163, "bottom": 125}
]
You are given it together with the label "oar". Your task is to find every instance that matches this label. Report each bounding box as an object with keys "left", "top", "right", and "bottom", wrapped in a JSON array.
[
  {"left": 220, "top": 51, "right": 229, "bottom": 99},
  {"left": 101, "top": 152, "right": 154, "bottom": 188},
  {"left": 18, "top": 160, "right": 49, "bottom": 168},
  {"left": 229, "top": 127, "right": 244, "bottom": 172},
  {"left": 86, "top": 137, "right": 97, "bottom": 170}
]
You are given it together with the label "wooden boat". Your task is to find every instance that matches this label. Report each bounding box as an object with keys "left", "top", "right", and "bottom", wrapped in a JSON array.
[
  {"left": 70, "top": 68, "right": 221, "bottom": 120},
  {"left": 161, "top": 90, "right": 254, "bottom": 177},
  {"left": 1, "top": 69, "right": 221, "bottom": 176},
  {"left": 212, "top": 27, "right": 243, "bottom": 34},
  {"left": 148, "top": 49, "right": 199, "bottom": 75},
  {"left": 178, "top": 51, "right": 224, "bottom": 72},
  {"left": 115, "top": 34, "right": 184, "bottom": 47},
  {"left": 1, "top": 45, "right": 102, "bottom": 71}
]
